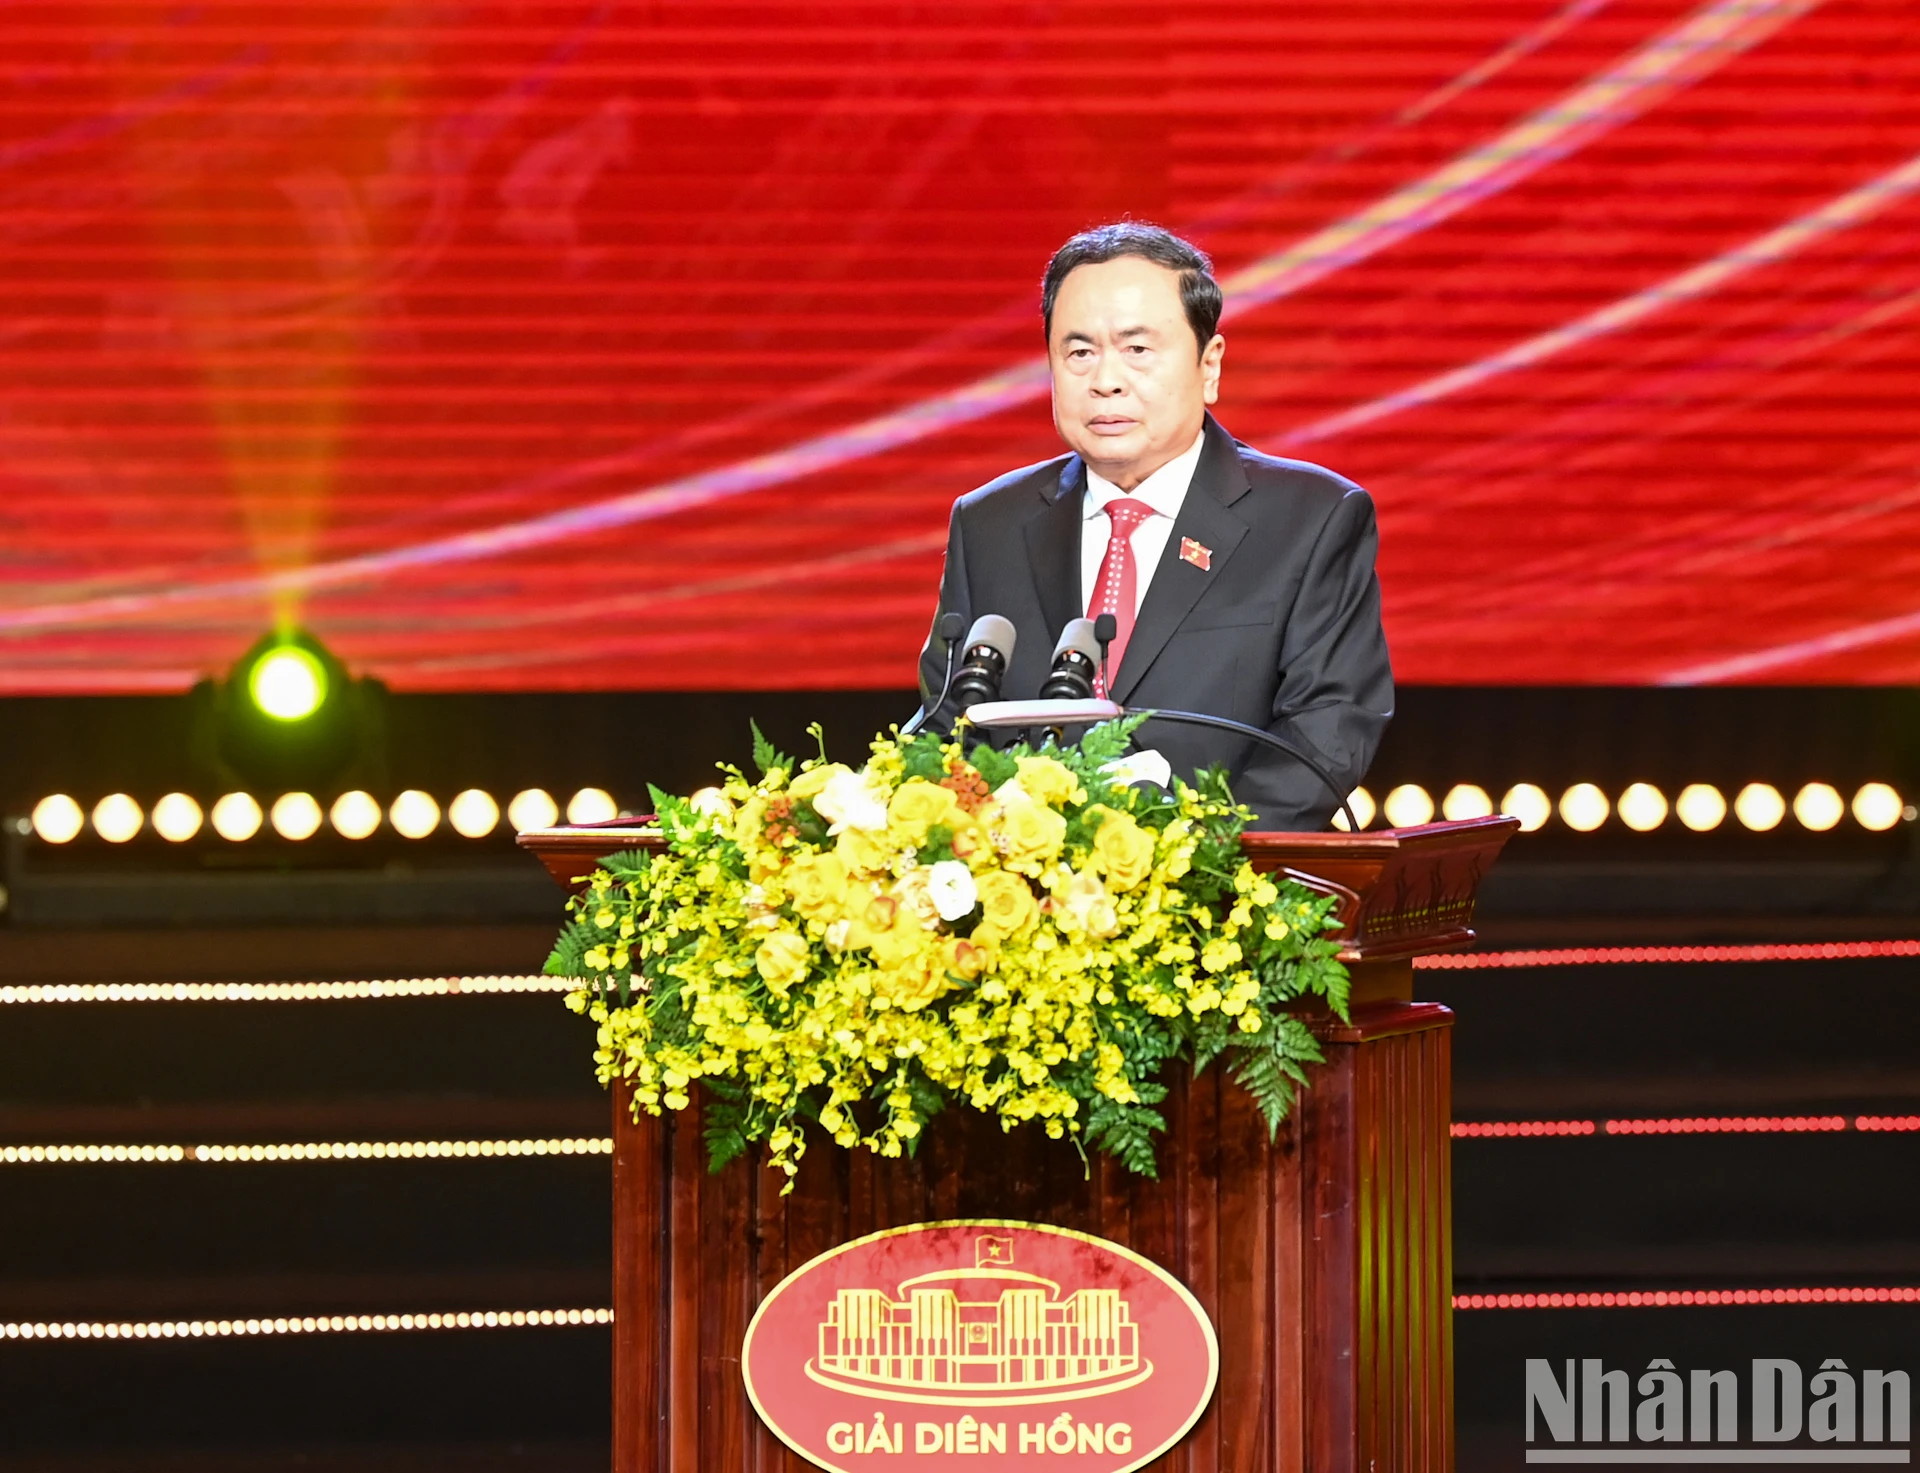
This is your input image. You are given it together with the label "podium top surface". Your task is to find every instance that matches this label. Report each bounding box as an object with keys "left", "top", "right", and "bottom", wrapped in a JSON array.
[{"left": 517, "top": 814, "right": 1514, "bottom": 963}]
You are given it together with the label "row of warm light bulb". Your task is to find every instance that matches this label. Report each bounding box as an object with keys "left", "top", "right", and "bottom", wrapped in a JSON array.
[
  {"left": 26, "top": 779, "right": 1912, "bottom": 842},
  {"left": 26, "top": 786, "right": 623, "bottom": 845},
  {"left": 1338, "top": 780, "right": 1909, "bottom": 833},
  {"left": 0, "top": 1137, "right": 614, "bottom": 1166}
]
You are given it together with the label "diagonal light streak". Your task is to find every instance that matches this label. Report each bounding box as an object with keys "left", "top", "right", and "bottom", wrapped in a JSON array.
[
  {"left": 1224, "top": 0, "right": 1819, "bottom": 315},
  {"left": 1290, "top": 150, "right": 1920, "bottom": 445},
  {"left": 1662, "top": 604, "right": 1920, "bottom": 683},
  {"left": 0, "top": 0, "right": 1817, "bottom": 636}
]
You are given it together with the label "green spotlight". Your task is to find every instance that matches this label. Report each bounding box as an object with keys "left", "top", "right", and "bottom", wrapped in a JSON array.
[
  {"left": 190, "top": 629, "right": 387, "bottom": 793},
  {"left": 248, "top": 644, "right": 329, "bottom": 722}
]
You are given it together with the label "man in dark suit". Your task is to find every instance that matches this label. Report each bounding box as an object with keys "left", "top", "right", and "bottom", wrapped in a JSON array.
[{"left": 917, "top": 223, "right": 1392, "bottom": 830}]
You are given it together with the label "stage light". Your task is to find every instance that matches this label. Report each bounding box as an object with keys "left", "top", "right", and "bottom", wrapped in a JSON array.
[
  {"left": 1792, "top": 782, "right": 1843, "bottom": 832},
  {"left": 1675, "top": 783, "right": 1726, "bottom": 831},
  {"left": 330, "top": 791, "right": 382, "bottom": 839},
  {"left": 1381, "top": 784, "right": 1433, "bottom": 828},
  {"left": 30, "top": 795, "right": 85, "bottom": 844},
  {"left": 247, "top": 645, "right": 328, "bottom": 722},
  {"left": 1853, "top": 782, "right": 1903, "bottom": 832},
  {"left": 151, "top": 794, "right": 204, "bottom": 843},
  {"left": 1349, "top": 787, "right": 1376, "bottom": 829},
  {"left": 199, "top": 630, "right": 379, "bottom": 795},
  {"left": 1616, "top": 783, "right": 1668, "bottom": 832},
  {"left": 566, "top": 787, "right": 617, "bottom": 824},
  {"left": 390, "top": 790, "right": 440, "bottom": 839},
  {"left": 1442, "top": 784, "right": 1493, "bottom": 821},
  {"left": 269, "top": 793, "right": 323, "bottom": 841},
  {"left": 1329, "top": 787, "right": 1375, "bottom": 832},
  {"left": 448, "top": 789, "right": 500, "bottom": 839},
  {"left": 1558, "top": 784, "right": 1609, "bottom": 832},
  {"left": 508, "top": 788, "right": 560, "bottom": 832},
  {"left": 211, "top": 793, "right": 263, "bottom": 841},
  {"left": 91, "top": 794, "right": 143, "bottom": 844},
  {"left": 1500, "top": 784, "right": 1551, "bottom": 833},
  {"left": 1734, "top": 782, "right": 1785, "bottom": 832}
]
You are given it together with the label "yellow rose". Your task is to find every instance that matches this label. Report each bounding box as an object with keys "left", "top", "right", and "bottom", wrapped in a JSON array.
[
  {"left": 784, "top": 850, "right": 849, "bottom": 921},
  {"left": 787, "top": 763, "right": 850, "bottom": 802},
  {"left": 887, "top": 779, "right": 962, "bottom": 840},
  {"left": 882, "top": 952, "right": 950, "bottom": 1011},
  {"left": 835, "top": 826, "right": 893, "bottom": 877},
  {"left": 1015, "top": 755, "right": 1083, "bottom": 808},
  {"left": 972, "top": 869, "right": 1038, "bottom": 943},
  {"left": 1088, "top": 806, "right": 1156, "bottom": 890},
  {"left": 986, "top": 795, "right": 1067, "bottom": 869},
  {"left": 869, "top": 881, "right": 934, "bottom": 966},
  {"left": 754, "top": 930, "right": 811, "bottom": 994}
]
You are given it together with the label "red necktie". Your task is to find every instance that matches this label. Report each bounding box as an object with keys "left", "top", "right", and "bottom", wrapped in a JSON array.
[{"left": 1087, "top": 497, "right": 1154, "bottom": 696}]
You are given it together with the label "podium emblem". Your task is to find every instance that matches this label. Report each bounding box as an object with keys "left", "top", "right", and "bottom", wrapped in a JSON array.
[{"left": 743, "top": 1219, "right": 1217, "bottom": 1472}]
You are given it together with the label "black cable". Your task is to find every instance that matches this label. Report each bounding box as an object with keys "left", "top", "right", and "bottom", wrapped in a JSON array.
[
  {"left": 1127, "top": 707, "right": 1361, "bottom": 834},
  {"left": 902, "top": 612, "right": 966, "bottom": 736}
]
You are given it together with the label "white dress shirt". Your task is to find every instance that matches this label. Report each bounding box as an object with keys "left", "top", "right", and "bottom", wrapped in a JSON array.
[{"left": 1080, "top": 429, "right": 1207, "bottom": 616}]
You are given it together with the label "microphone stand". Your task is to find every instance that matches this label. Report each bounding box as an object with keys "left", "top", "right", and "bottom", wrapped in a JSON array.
[
  {"left": 962, "top": 695, "right": 1360, "bottom": 833},
  {"left": 1125, "top": 708, "right": 1361, "bottom": 835},
  {"left": 902, "top": 613, "right": 966, "bottom": 736}
]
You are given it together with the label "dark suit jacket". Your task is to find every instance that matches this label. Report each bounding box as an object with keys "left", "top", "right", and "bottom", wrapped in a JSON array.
[{"left": 917, "top": 414, "right": 1393, "bottom": 830}]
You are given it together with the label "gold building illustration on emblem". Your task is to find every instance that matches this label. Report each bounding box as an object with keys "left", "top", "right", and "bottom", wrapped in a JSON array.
[{"left": 807, "top": 1234, "right": 1151, "bottom": 1405}]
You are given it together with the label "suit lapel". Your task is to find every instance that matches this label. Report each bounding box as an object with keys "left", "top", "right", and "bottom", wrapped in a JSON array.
[
  {"left": 1023, "top": 455, "right": 1085, "bottom": 640},
  {"left": 1111, "top": 418, "right": 1250, "bottom": 703}
]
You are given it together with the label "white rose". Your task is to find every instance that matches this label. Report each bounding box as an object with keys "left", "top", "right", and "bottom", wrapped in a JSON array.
[
  {"left": 1102, "top": 748, "right": 1173, "bottom": 790},
  {"left": 926, "top": 859, "right": 979, "bottom": 922},
  {"left": 812, "top": 768, "right": 889, "bottom": 834}
]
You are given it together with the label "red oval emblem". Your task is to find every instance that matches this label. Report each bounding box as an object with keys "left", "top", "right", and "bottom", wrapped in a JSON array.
[{"left": 743, "top": 1218, "right": 1218, "bottom": 1473}]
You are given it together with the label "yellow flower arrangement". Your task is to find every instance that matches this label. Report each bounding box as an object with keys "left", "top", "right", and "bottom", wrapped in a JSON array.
[{"left": 549, "top": 717, "right": 1349, "bottom": 1187}]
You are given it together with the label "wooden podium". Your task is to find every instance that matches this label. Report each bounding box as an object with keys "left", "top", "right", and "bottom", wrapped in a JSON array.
[{"left": 522, "top": 816, "right": 1516, "bottom": 1473}]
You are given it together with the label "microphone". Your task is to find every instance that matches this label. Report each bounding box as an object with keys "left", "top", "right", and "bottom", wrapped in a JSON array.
[
  {"left": 1092, "top": 613, "right": 1117, "bottom": 695},
  {"left": 948, "top": 615, "right": 1017, "bottom": 710},
  {"left": 902, "top": 611, "right": 968, "bottom": 736},
  {"left": 1039, "top": 618, "right": 1102, "bottom": 701}
]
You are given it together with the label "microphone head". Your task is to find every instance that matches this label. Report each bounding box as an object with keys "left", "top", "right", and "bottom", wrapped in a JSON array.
[
  {"left": 1092, "top": 612, "right": 1118, "bottom": 646},
  {"left": 938, "top": 611, "right": 967, "bottom": 645},
  {"left": 1051, "top": 617, "right": 1101, "bottom": 666},
  {"left": 964, "top": 613, "right": 1016, "bottom": 663},
  {"left": 1039, "top": 617, "right": 1100, "bottom": 701}
]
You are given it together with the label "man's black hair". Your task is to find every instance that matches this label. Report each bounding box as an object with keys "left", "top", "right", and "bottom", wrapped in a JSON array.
[{"left": 1040, "top": 222, "right": 1222, "bottom": 355}]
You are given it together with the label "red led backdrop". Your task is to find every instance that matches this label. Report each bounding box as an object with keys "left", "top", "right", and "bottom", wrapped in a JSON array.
[{"left": 2, "top": 0, "right": 1918, "bottom": 693}]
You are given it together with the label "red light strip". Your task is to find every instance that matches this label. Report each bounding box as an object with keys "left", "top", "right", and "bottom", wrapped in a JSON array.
[
  {"left": 1857, "top": 1115, "right": 1920, "bottom": 1132},
  {"left": 1605, "top": 1115, "right": 1847, "bottom": 1135},
  {"left": 1454, "top": 1115, "right": 1910, "bottom": 1137},
  {"left": 1455, "top": 1287, "right": 1919, "bottom": 1310},
  {"left": 1416, "top": 939, "right": 1920, "bottom": 970},
  {"left": 1451, "top": 1120, "right": 1596, "bottom": 1138}
]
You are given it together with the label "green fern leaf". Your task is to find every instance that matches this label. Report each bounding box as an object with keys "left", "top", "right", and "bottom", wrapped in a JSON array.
[{"left": 750, "top": 720, "right": 792, "bottom": 778}]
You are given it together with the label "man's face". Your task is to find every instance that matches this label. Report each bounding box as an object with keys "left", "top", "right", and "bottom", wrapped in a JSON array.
[{"left": 1048, "top": 255, "right": 1225, "bottom": 490}]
